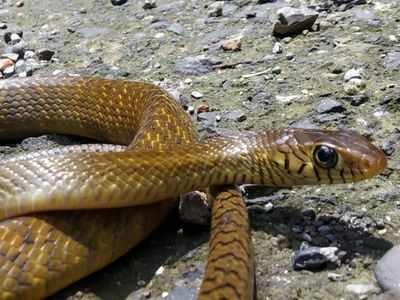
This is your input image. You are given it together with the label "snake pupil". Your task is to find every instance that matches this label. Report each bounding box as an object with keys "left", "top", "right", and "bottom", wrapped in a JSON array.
[{"left": 314, "top": 145, "right": 338, "bottom": 168}]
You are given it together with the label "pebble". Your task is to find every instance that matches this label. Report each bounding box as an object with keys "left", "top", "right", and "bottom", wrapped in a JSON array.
[
  {"left": 273, "top": 7, "right": 319, "bottom": 36},
  {"left": 286, "top": 52, "right": 295, "bottom": 60},
  {"left": 196, "top": 104, "right": 209, "bottom": 113},
  {"left": 314, "top": 98, "right": 345, "bottom": 114},
  {"left": 0, "top": 23, "right": 7, "bottom": 30},
  {"left": 344, "top": 78, "right": 366, "bottom": 95},
  {"left": 16, "top": 1, "right": 24, "bottom": 7},
  {"left": 1, "top": 52, "right": 19, "bottom": 62},
  {"left": 179, "top": 191, "right": 210, "bottom": 225},
  {"left": 4, "top": 32, "right": 22, "bottom": 44},
  {"left": 3, "top": 64, "right": 16, "bottom": 78},
  {"left": 167, "top": 23, "right": 184, "bottom": 35},
  {"left": 221, "top": 37, "right": 241, "bottom": 51},
  {"left": 143, "top": 0, "right": 157, "bottom": 10},
  {"left": 37, "top": 49, "right": 55, "bottom": 61},
  {"left": 208, "top": 2, "right": 223, "bottom": 17},
  {"left": 271, "top": 66, "right": 281, "bottom": 74},
  {"left": 191, "top": 91, "right": 203, "bottom": 99},
  {"left": 344, "top": 68, "right": 362, "bottom": 81},
  {"left": 375, "top": 245, "right": 400, "bottom": 291},
  {"left": 175, "top": 56, "right": 217, "bottom": 75},
  {"left": 111, "top": 0, "right": 128, "bottom": 5},
  {"left": 384, "top": 52, "right": 400, "bottom": 70},
  {"left": 225, "top": 110, "right": 247, "bottom": 122},
  {"left": 292, "top": 243, "right": 343, "bottom": 270},
  {"left": 0, "top": 58, "right": 14, "bottom": 72},
  {"left": 345, "top": 283, "right": 376, "bottom": 295},
  {"left": 342, "top": 93, "right": 370, "bottom": 106},
  {"left": 272, "top": 42, "right": 282, "bottom": 54}
]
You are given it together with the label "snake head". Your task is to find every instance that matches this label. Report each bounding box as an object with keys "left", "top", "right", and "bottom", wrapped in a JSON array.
[{"left": 254, "top": 128, "right": 387, "bottom": 186}]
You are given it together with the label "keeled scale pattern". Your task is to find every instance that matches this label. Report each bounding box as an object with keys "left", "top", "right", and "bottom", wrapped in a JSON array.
[{"left": 0, "top": 77, "right": 198, "bottom": 299}]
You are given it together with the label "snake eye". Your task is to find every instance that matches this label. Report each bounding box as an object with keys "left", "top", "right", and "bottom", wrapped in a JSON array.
[{"left": 313, "top": 145, "right": 338, "bottom": 168}]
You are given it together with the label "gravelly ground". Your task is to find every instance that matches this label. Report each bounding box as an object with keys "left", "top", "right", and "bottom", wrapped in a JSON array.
[{"left": 0, "top": 0, "right": 399, "bottom": 299}]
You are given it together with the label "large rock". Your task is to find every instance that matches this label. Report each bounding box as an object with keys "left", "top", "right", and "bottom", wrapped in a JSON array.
[
  {"left": 375, "top": 245, "right": 400, "bottom": 291},
  {"left": 273, "top": 7, "right": 318, "bottom": 36}
]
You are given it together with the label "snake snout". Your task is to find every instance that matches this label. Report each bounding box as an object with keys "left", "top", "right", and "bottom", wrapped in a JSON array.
[{"left": 361, "top": 147, "right": 387, "bottom": 179}]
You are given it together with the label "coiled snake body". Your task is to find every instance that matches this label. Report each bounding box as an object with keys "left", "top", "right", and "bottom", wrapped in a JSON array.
[{"left": 0, "top": 77, "right": 386, "bottom": 299}]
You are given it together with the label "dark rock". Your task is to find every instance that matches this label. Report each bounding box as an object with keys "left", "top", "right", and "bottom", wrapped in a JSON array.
[
  {"left": 292, "top": 242, "right": 343, "bottom": 271},
  {"left": 4, "top": 30, "right": 23, "bottom": 44},
  {"left": 37, "top": 49, "right": 55, "bottom": 61},
  {"left": 342, "top": 93, "right": 370, "bottom": 106},
  {"left": 143, "top": 0, "right": 157, "bottom": 10},
  {"left": 302, "top": 208, "right": 317, "bottom": 222},
  {"left": 273, "top": 7, "right": 318, "bottom": 36},
  {"left": 314, "top": 98, "right": 345, "bottom": 114},
  {"left": 111, "top": 0, "right": 128, "bottom": 5},
  {"left": 375, "top": 246, "right": 400, "bottom": 291}
]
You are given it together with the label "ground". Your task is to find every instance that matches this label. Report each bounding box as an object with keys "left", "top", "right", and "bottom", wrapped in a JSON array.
[{"left": 0, "top": 0, "right": 399, "bottom": 299}]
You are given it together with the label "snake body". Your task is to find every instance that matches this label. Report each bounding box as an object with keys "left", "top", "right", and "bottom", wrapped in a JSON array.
[{"left": 0, "top": 77, "right": 386, "bottom": 299}]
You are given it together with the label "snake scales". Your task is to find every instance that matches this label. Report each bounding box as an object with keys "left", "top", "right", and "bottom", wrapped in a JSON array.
[{"left": 0, "top": 76, "right": 386, "bottom": 300}]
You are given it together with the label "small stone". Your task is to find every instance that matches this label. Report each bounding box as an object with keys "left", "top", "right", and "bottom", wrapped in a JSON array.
[
  {"left": 314, "top": 98, "right": 345, "bottom": 114},
  {"left": 79, "top": 8, "right": 87, "bottom": 14},
  {"left": 4, "top": 40, "right": 27, "bottom": 56},
  {"left": 0, "top": 23, "right": 7, "bottom": 30},
  {"left": 143, "top": 0, "right": 157, "bottom": 10},
  {"left": 344, "top": 78, "right": 366, "bottom": 95},
  {"left": 272, "top": 42, "right": 282, "bottom": 54},
  {"left": 3, "top": 64, "right": 15, "bottom": 78},
  {"left": 1, "top": 53, "right": 19, "bottom": 62},
  {"left": 344, "top": 68, "right": 362, "bottom": 81},
  {"left": 264, "top": 202, "right": 274, "bottom": 212},
  {"left": 37, "top": 49, "right": 55, "bottom": 61},
  {"left": 225, "top": 110, "right": 247, "bottom": 122},
  {"left": 221, "top": 37, "right": 241, "bottom": 51},
  {"left": 4, "top": 32, "right": 22, "bottom": 44},
  {"left": 111, "top": 0, "right": 128, "bottom": 5},
  {"left": 167, "top": 23, "right": 184, "bottom": 35},
  {"left": 271, "top": 66, "right": 281, "bottom": 74},
  {"left": 345, "top": 283, "right": 376, "bottom": 295},
  {"left": 16, "top": 1, "right": 24, "bottom": 7},
  {"left": 375, "top": 246, "right": 400, "bottom": 291},
  {"left": 327, "top": 273, "right": 342, "bottom": 281},
  {"left": 179, "top": 191, "right": 210, "bottom": 225},
  {"left": 191, "top": 91, "right": 203, "bottom": 99},
  {"left": 292, "top": 243, "right": 343, "bottom": 271},
  {"left": 197, "top": 104, "right": 209, "bottom": 113},
  {"left": 286, "top": 52, "right": 295, "bottom": 60},
  {"left": 175, "top": 56, "right": 218, "bottom": 76},
  {"left": 208, "top": 2, "right": 224, "bottom": 17},
  {"left": 155, "top": 266, "right": 164, "bottom": 276},
  {"left": 0, "top": 58, "right": 14, "bottom": 72},
  {"left": 273, "top": 7, "right": 319, "bottom": 36}
]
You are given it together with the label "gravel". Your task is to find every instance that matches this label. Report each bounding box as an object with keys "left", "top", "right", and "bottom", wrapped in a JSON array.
[{"left": 0, "top": 0, "right": 397, "bottom": 299}]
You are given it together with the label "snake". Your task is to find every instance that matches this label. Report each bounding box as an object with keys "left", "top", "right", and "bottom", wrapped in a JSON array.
[{"left": 0, "top": 76, "right": 386, "bottom": 300}]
